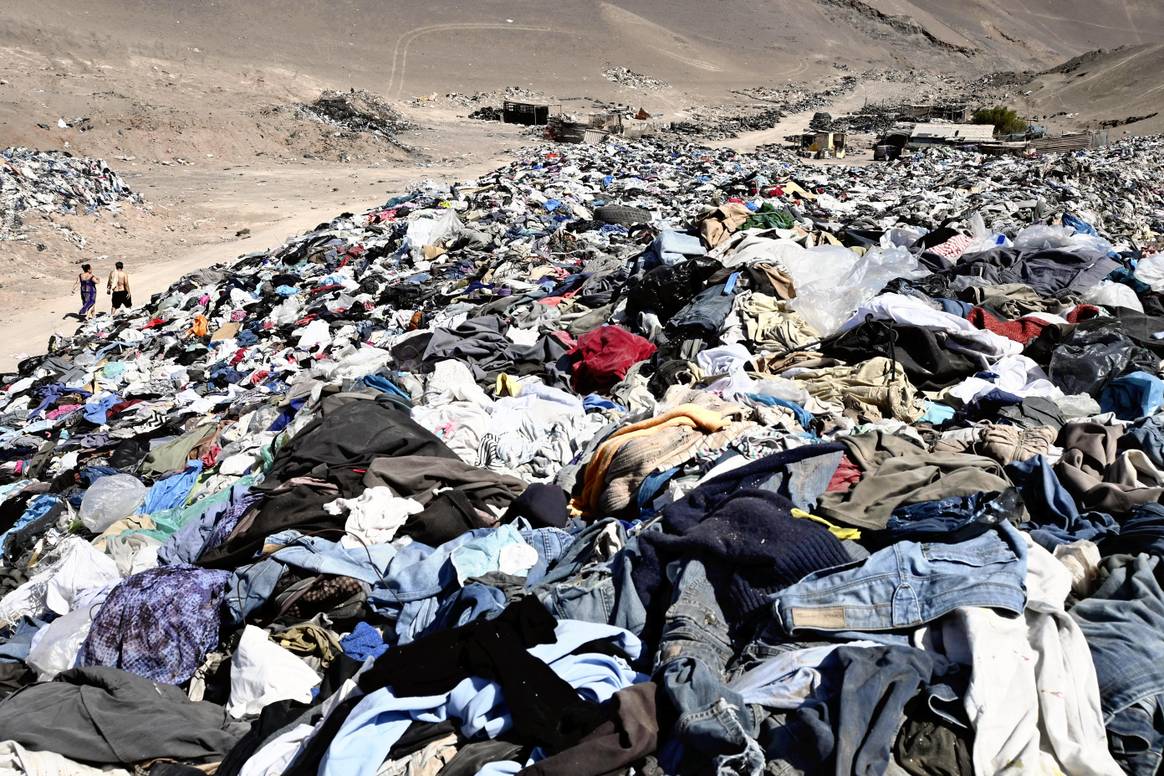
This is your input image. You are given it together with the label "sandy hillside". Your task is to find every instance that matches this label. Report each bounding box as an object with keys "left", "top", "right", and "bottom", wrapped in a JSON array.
[
  {"left": 1014, "top": 44, "right": 1164, "bottom": 137},
  {"left": 8, "top": 0, "right": 1164, "bottom": 94}
]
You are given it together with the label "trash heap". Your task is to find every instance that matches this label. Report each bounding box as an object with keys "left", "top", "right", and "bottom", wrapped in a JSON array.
[
  {"left": 296, "top": 90, "right": 416, "bottom": 140},
  {"left": 3, "top": 136, "right": 1164, "bottom": 776},
  {"left": 0, "top": 147, "right": 140, "bottom": 238},
  {"left": 602, "top": 67, "right": 670, "bottom": 91}
]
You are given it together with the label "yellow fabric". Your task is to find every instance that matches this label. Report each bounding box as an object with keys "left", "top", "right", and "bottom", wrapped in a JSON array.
[
  {"left": 791, "top": 508, "right": 861, "bottom": 541},
  {"left": 190, "top": 314, "right": 209, "bottom": 338},
  {"left": 494, "top": 374, "right": 522, "bottom": 397},
  {"left": 779, "top": 181, "right": 817, "bottom": 202},
  {"left": 576, "top": 404, "right": 728, "bottom": 513},
  {"left": 211, "top": 322, "right": 241, "bottom": 342},
  {"left": 92, "top": 515, "right": 158, "bottom": 550}
]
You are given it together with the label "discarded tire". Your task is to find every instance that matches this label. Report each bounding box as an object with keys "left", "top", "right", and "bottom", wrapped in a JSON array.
[{"left": 594, "top": 204, "right": 651, "bottom": 226}]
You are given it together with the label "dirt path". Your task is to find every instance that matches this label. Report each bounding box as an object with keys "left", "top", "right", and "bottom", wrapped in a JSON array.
[{"left": 706, "top": 82, "right": 911, "bottom": 153}]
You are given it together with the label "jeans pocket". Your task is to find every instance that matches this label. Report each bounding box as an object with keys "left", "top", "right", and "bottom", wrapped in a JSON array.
[{"left": 921, "top": 537, "right": 1017, "bottom": 567}]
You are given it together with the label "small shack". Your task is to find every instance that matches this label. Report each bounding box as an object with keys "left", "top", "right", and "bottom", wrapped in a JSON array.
[
  {"left": 896, "top": 104, "right": 972, "bottom": 123},
  {"left": 800, "top": 130, "right": 847, "bottom": 159},
  {"left": 907, "top": 123, "right": 996, "bottom": 148},
  {"left": 502, "top": 101, "right": 550, "bottom": 126},
  {"left": 978, "top": 130, "right": 1111, "bottom": 157}
]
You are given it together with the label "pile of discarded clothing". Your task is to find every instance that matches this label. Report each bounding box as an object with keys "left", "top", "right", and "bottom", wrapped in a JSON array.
[
  {"left": 0, "top": 147, "right": 140, "bottom": 237},
  {"left": 2, "top": 135, "right": 1164, "bottom": 776},
  {"left": 297, "top": 90, "right": 417, "bottom": 139},
  {"left": 673, "top": 77, "right": 857, "bottom": 141}
]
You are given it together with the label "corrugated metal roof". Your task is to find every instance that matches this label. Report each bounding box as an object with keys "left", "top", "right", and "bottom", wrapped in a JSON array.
[{"left": 910, "top": 123, "right": 996, "bottom": 142}]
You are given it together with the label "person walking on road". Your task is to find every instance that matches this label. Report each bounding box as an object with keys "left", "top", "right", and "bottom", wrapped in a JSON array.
[
  {"left": 71, "top": 263, "right": 98, "bottom": 319},
  {"left": 107, "top": 261, "right": 132, "bottom": 313}
]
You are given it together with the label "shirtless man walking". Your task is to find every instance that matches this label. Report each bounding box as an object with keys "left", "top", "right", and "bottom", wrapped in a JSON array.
[{"left": 107, "top": 261, "right": 132, "bottom": 313}]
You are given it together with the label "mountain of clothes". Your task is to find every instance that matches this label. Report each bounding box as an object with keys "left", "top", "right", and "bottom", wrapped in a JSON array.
[
  {"left": 1, "top": 136, "right": 1164, "bottom": 776},
  {"left": 1, "top": 147, "right": 141, "bottom": 232}
]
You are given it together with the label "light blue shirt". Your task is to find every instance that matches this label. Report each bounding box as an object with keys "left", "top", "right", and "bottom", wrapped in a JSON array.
[{"left": 319, "top": 620, "right": 646, "bottom": 776}]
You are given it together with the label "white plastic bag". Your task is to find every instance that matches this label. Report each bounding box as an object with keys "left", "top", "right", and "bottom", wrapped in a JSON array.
[
  {"left": 881, "top": 226, "right": 928, "bottom": 249},
  {"left": 786, "top": 246, "right": 929, "bottom": 336},
  {"left": 960, "top": 211, "right": 1010, "bottom": 256},
  {"left": 27, "top": 586, "right": 109, "bottom": 680},
  {"left": 1134, "top": 254, "right": 1164, "bottom": 293},
  {"left": 406, "top": 208, "right": 463, "bottom": 253},
  {"left": 228, "top": 625, "right": 320, "bottom": 718},
  {"left": 79, "top": 474, "right": 146, "bottom": 532},
  {"left": 1014, "top": 224, "right": 1114, "bottom": 258},
  {"left": 1083, "top": 281, "right": 1144, "bottom": 313}
]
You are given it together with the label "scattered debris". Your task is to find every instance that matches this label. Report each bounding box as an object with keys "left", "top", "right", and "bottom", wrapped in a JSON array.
[
  {"left": 1100, "top": 112, "right": 1160, "bottom": 129},
  {"left": 0, "top": 133, "right": 1163, "bottom": 776},
  {"left": 468, "top": 105, "right": 502, "bottom": 121},
  {"left": 602, "top": 66, "right": 670, "bottom": 90}
]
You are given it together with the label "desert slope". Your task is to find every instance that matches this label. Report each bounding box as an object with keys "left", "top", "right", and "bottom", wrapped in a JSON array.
[{"left": 6, "top": 0, "right": 1164, "bottom": 98}]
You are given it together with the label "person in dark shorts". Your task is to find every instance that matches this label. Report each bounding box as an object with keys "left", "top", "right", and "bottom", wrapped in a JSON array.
[{"left": 107, "top": 261, "right": 132, "bottom": 313}]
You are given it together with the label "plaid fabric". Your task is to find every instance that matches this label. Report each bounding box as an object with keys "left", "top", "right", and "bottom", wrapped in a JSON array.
[
  {"left": 79, "top": 564, "right": 230, "bottom": 685},
  {"left": 279, "top": 574, "right": 364, "bottom": 620}
]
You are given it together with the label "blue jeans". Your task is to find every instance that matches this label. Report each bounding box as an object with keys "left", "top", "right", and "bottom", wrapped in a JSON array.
[
  {"left": 535, "top": 518, "right": 626, "bottom": 587},
  {"left": 537, "top": 539, "right": 647, "bottom": 636},
  {"left": 1072, "top": 553, "right": 1164, "bottom": 775},
  {"left": 768, "top": 521, "right": 1027, "bottom": 635},
  {"left": 519, "top": 526, "right": 575, "bottom": 586},
  {"left": 654, "top": 559, "right": 764, "bottom": 776},
  {"left": 669, "top": 283, "right": 736, "bottom": 334}
]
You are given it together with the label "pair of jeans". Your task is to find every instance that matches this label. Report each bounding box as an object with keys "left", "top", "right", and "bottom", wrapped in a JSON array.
[
  {"left": 536, "top": 539, "right": 647, "bottom": 637},
  {"left": 668, "top": 283, "right": 736, "bottom": 334},
  {"left": 653, "top": 558, "right": 763, "bottom": 776},
  {"left": 519, "top": 525, "right": 575, "bottom": 586},
  {"left": 535, "top": 518, "right": 626, "bottom": 587},
  {"left": 882, "top": 490, "right": 1017, "bottom": 541},
  {"left": 1071, "top": 553, "right": 1164, "bottom": 775},
  {"left": 1101, "top": 504, "right": 1164, "bottom": 557},
  {"left": 768, "top": 521, "right": 1027, "bottom": 635}
]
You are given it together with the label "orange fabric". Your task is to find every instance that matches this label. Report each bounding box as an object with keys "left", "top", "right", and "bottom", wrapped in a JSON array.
[
  {"left": 190, "top": 315, "right": 209, "bottom": 338},
  {"left": 576, "top": 404, "right": 727, "bottom": 513}
]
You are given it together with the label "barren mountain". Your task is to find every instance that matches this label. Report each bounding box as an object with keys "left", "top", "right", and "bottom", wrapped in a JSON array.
[
  {"left": 1016, "top": 44, "right": 1164, "bottom": 137},
  {"left": 6, "top": 0, "right": 1164, "bottom": 97}
]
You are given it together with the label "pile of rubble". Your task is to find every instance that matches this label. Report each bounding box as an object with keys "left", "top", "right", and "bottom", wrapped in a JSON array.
[
  {"left": 0, "top": 148, "right": 140, "bottom": 240},
  {"left": 673, "top": 77, "right": 860, "bottom": 141},
  {"left": 413, "top": 86, "right": 546, "bottom": 113},
  {"left": 602, "top": 66, "right": 670, "bottom": 91},
  {"left": 467, "top": 105, "right": 503, "bottom": 121},
  {"left": 295, "top": 89, "right": 416, "bottom": 140}
]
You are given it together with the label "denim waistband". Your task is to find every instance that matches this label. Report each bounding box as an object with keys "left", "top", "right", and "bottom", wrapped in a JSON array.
[{"left": 769, "top": 521, "right": 1028, "bottom": 634}]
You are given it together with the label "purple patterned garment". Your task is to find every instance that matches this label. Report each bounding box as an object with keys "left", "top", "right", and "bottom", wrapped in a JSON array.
[
  {"left": 156, "top": 485, "right": 262, "bottom": 566},
  {"left": 79, "top": 564, "right": 230, "bottom": 685}
]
